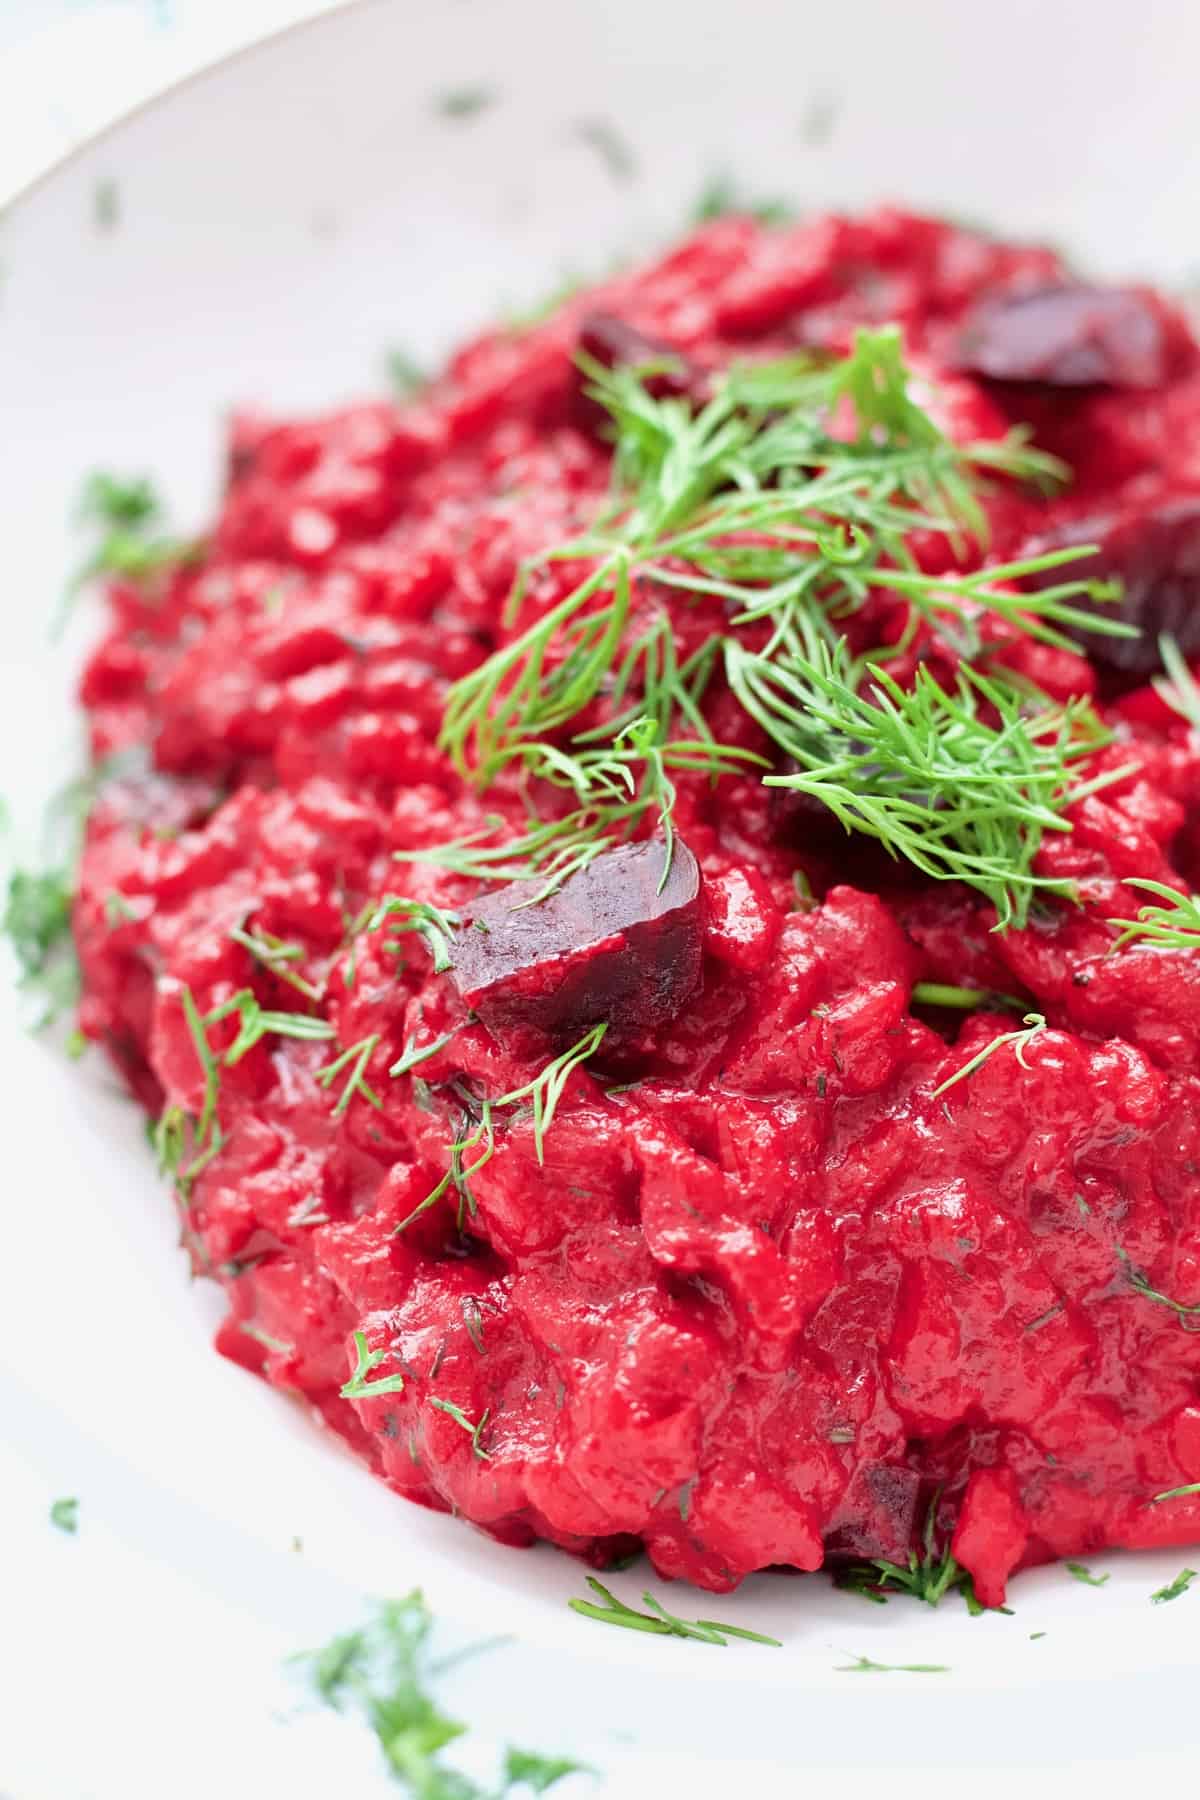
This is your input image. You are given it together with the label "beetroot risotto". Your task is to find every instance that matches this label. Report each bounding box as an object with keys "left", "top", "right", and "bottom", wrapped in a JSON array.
[{"left": 61, "top": 208, "right": 1200, "bottom": 1611}]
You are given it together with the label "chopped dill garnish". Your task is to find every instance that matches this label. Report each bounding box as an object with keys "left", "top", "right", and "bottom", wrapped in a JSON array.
[
  {"left": 428, "top": 1396, "right": 492, "bottom": 1460},
  {"left": 932, "top": 1013, "right": 1048, "bottom": 1097},
  {"left": 397, "top": 714, "right": 754, "bottom": 903},
  {"left": 486, "top": 1022, "right": 607, "bottom": 1164},
  {"left": 836, "top": 1489, "right": 996, "bottom": 1615},
  {"left": 1113, "top": 1245, "right": 1200, "bottom": 1330},
  {"left": 204, "top": 987, "right": 335, "bottom": 1065},
  {"left": 395, "top": 1024, "right": 608, "bottom": 1233},
  {"left": 367, "top": 897, "right": 460, "bottom": 973},
  {"left": 502, "top": 1749, "right": 592, "bottom": 1794},
  {"left": 229, "top": 919, "right": 324, "bottom": 1001},
  {"left": 461, "top": 1298, "right": 486, "bottom": 1354},
  {"left": 239, "top": 1322, "right": 293, "bottom": 1356},
  {"left": 104, "top": 890, "right": 138, "bottom": 928},
  {"left": 286, "top": 1192, "right": 329, "bottom": 1229},
  {"left": 384, "top": 346, "right": 428, "bottom": 396},
  {"left": 340, "top": 1330, "right": 406, "bottom": 1400},
  {"left": 316, "top": 1033, "right": 385, "bottom": 1118},
  {"left": 390, "top": 1026, "right": 461, "bottom": 1079},
  {"left": 691, "top": 173, "right": 793, "bottom": 226},
  {"left": 1151, "top": 1568, "right": 1196, "bottom": 1604},
  {"left": 572, "top": 117, "right": 637, "bottom": 183},
  {"left": 910, "top": 982, "right": 1023, "bottom": 1012},
  {"left": 292, "top": 1591, "right": 586, "bottom": 1793},
  {"left": 2, "top": 868, "right": 78, "bottom": 1027},
  {"left": 93, "top": 178, "right": 119, "bottom": 232},
  {"left": 180, "top": 985, "right": 221, "bottom": 1146},
  {"left": 1065, "top": 1562, "right": 1110, "bottom": 1588},
  {"left": 49, "top": 1496, "right": 79, "bottom": 1534},
  {"left": 434, "top": 86, "right": 496, "bottom": 121},
  {"left": 568, "top": 1576, "right": 781, "bottom": 1648},
  {"left": 836, "top": 1653, "right": 949, "bottom": 1674}
]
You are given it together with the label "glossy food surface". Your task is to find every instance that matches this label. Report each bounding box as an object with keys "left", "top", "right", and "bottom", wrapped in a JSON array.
[{"left": 73, "top": 210, "right": 1200, "bottom": 1608}]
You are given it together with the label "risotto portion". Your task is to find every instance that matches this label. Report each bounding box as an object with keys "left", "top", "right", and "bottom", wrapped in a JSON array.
[{"left": 72, "top": 209, "right": 1200, "bottom": 1607}]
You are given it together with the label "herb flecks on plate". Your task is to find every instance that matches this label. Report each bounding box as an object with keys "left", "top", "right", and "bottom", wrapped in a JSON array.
[
  {"left": 1065, "top": 1561, "right": 1110, "bottom": 1588},
  {"left": 1151, "top": 1568, "right": 1196, "bottom": 1604},
  {"left": 293, "top": 1591, "right": 588, "bottom": 1793},
  {"left": 568, "top": 1575, "right": 781, "bottom": 1647},
  {"left": 49, "top": 1496, "right": 79, "bottom": 1534},
  {"left": 837, "top": 1652, "right": 949, "bottom": 1674}
]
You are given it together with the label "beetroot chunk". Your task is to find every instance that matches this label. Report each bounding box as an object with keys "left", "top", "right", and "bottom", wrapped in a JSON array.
[
  {"left": 1021, "top": 498, "right": 1200, "bottom": 676},
  {"left": 956, "top": 283, "right": 1167, "bottom": 387},
  {"left": 451, "top": 837, "right": 702, "bottom": 1055}
]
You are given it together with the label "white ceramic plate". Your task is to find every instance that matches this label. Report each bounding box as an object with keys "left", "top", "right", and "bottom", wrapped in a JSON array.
[{"left": 4, "top": 0, "right": 1200, "bottom": 1783}]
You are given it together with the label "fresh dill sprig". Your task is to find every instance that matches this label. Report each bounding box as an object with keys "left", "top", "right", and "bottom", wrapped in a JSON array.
[
  {"left": 1108, "top": 880, "right": 1200, "bottom": 952},
  {"left": 1152, "top": 1484, "right": 1200, "bottom": 1503},
  {"left": 429, "top": 330, "right": 1129, "bottom": 924},
  {"left": 742, "top": 638, "right": 1122, "bottom": 927},
  {"left": 439, "top": 329, "right": 1124, "bottom": 790},
  {"left": 568, "top": 1576, "right": 781, "bottom": 1648},
  {"left": 293, "top": 1591, "right": 587, "bottom": 1794},
  {"left": 932, "top": 1012, "right": 1048, "bottom": 1097},
  {"left": 340, "top": 1330, "right": 406, "bottom": 1400},
  {"left": 397, "top": 718, "right": 746, "bottom": 903}
]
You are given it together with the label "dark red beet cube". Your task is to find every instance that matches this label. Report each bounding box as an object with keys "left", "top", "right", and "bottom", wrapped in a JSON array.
[
  {"left": 450, "top": 836, "right": 703, "bottom": 1055},
  {"left": 956, "top": 283, "right": 1166, "bottom": 387},
  {"left": 1021, "top": 497, "right": 1200, "bottom": 676}
]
